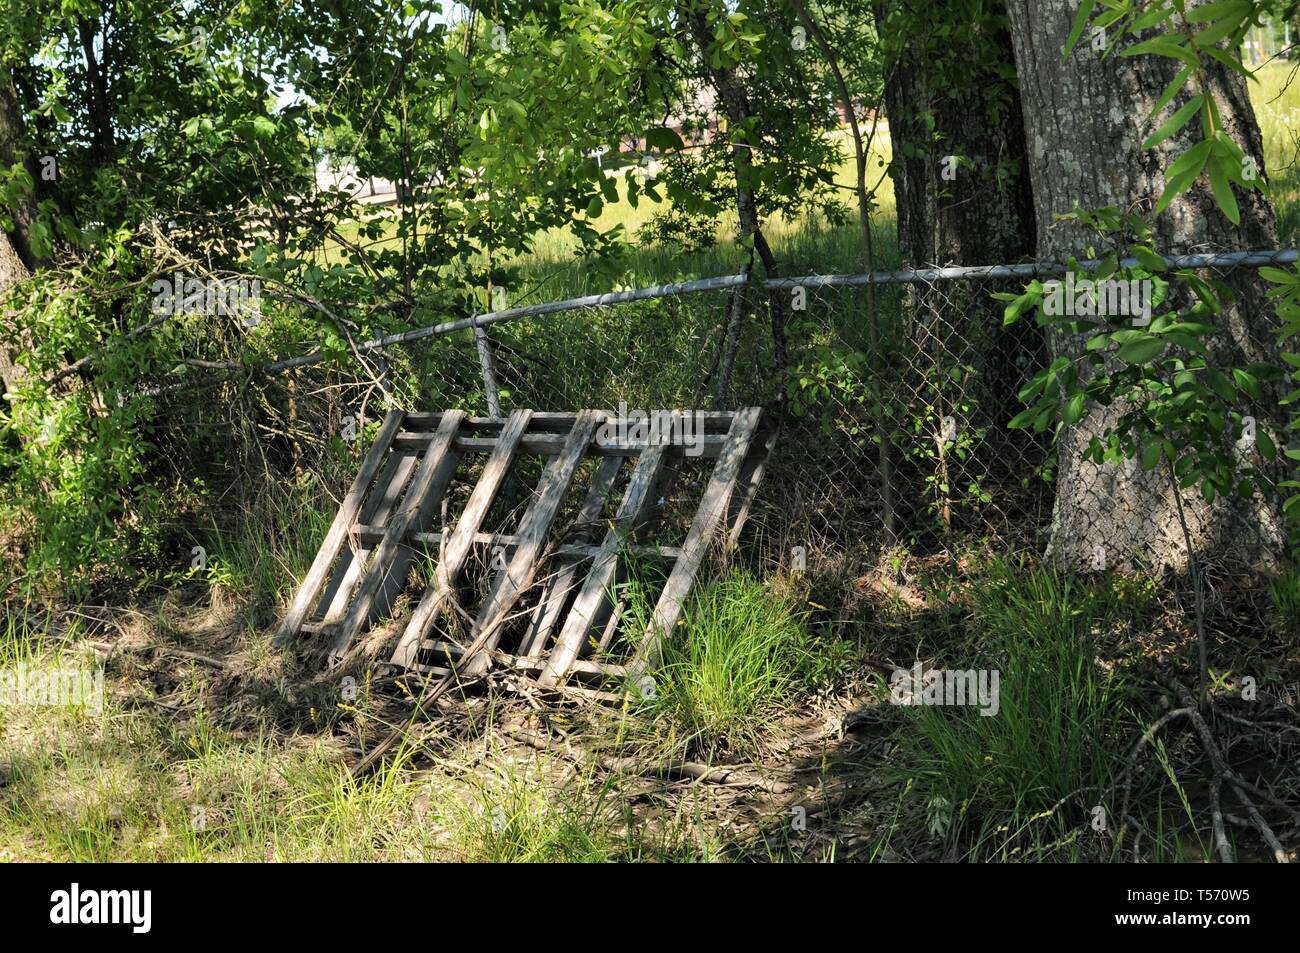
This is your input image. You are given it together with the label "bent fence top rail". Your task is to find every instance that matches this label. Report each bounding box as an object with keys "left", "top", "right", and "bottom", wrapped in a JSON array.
[{"left": 245, "top": 248, "right": 1300, "bottom": 378}]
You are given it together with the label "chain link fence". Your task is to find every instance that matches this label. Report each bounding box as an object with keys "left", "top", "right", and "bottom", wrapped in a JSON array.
[
  {"left": 369, "top": 251, "right": 1275, "bottom": 576},
  {"left": 472, "top": 273, "right": 1051, "bottom": 569},
  {"left": 208, "top": 249, "right": 1296, "bottom": 592}
]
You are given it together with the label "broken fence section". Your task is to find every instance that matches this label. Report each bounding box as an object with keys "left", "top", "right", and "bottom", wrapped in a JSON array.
[{"left": 275, "top": 407, "right": 774, "bottom": 692}]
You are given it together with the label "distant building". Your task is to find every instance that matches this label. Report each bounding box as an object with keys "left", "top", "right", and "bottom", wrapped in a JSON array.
[{"left": 313, "top": 162, "right": 399, "bottom": 206}]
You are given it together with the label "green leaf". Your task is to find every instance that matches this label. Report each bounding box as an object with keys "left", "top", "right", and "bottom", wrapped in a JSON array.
[
  {"left": 1143, "top": 94, "right": 1203, "bottom": 150},
  {"left": 1157, "top": 139, "right": 1214, "bottom": 212},
  {"left": 1121, "top": 37, "right": 1198, "bottom": 68},
  {"left": 1148, "top": 66, "right": 1193, "bottom": 123},
  {"left": 1140, "top": 441, "right": 1164, "bottom": 470},
  {"left": 1116, "top": 336, "right": 1166, "bottom": 364},
  {"left": 1193, "top": 7, "right": 1251, "bottom": 49},
  {"left": 1232, "top": 367, "right": 1261, "bottom": 398},
  {"left": 1130, "top": 245, "right": 1168, "bottom": 272},
  {"left": 1166, "top": 138, "right": 1215, "bottom": 182},
  {"left": 1207, "top": 370, "right": 1236, "bottom": 402},
  {"left": 1008, "top": 406, "right": 1038, "bottom": 429},
  {"left": 1207, "top": 156, "right": 1240, "bottom": 224},
  {"left": 1185, "top": 0, "right": 1250, "bottom": 23},
  {"left": 1260, "top": 266, "right": 1298, "bottom": 285},
  {"left": 644, "top": 126, "right": 685, "bottom": 151},
  {"left": 1063, "top": 0, "right": 1097, "bottom": 58},
  {"left": 1001, "top": 290, "right": 1040, "bottom": 325},
  {"left": 1063, "top": 392, "right": 1087, "bottom": 425},
  {"left": 1132, "top": 7, "right": 1175, "bottom": 31},
  {"left": 1257, "top": 428, "right": 1277, "bottom": 462},
  {"left": 1202, "top": 45, "right": 1255, "bottom": 80},
  {"left": 1163, "top": 321, "right": 1216, "bottom": 335},
  {"left": 502, "top": 98, "right": 527, "bottom": 123}
]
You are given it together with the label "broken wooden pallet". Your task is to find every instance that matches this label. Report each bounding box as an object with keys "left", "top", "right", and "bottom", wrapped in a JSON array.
[{"left": 275, "top": 407, "right": 774, "bottom": 690}]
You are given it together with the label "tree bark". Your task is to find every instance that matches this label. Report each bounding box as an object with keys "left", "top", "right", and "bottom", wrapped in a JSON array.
[
  {"left": 683, "top": 5, "right": 789, "bottom": 390},
  {"left": 879, "top": 2, "right": 1035, "bottom": 270},
  {"left": 0, "top": 69, "right": 40, "bottom": 399},
  {"left": 1004, "top": 0, "right": 1284, "bottom": 571},
  {"left": 877, "top": 1, "right": 1039, "bottom": 426}
]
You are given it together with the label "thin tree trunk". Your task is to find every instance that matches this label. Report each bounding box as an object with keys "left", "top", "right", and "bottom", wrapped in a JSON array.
[
  {"left": 875, "top": 1, "right": 1040, "bottom": 427},
  {"left": 77, "top": 16, "right": 115, "bottom": 164},
  {"left": 0, "top": 69, "right": 41, "bottom": 400},
  {"left": 792, "top": 0, "right": 897, "bottom": 537},
  {"left": 684, "top": 6, "right": 790, "bottom": 399}
]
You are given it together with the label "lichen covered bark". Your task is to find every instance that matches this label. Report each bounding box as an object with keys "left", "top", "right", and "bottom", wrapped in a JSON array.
[{"left": 1005, "top": 0, "right": 1283, "bottom": 571}]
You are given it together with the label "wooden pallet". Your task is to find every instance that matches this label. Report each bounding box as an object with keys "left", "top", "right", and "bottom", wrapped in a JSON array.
[{"left": 275, "top": 407, "right": 774, "bottom": 689}]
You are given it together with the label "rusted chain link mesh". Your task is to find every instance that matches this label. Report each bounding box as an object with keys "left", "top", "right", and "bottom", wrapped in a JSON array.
[{"left": 190, "top": 252, "right": 1293, "bottom": 590}]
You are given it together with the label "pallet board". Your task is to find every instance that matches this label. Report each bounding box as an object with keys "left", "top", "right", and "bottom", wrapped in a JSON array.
[{"left": 275, "top": 408, "right": 773, "bottom": 690}]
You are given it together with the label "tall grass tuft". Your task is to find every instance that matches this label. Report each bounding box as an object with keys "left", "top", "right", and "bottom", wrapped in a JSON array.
[
  {"left": 899, "top": 558, "right": 1137, "bottom": 858},
  {"left": 195, "top": 468, "right": 335, "bottom": 609},
  {"left": 626, "top": 570, "right": 826, "bottom": 760},
  {"left": 1268, "top": 567, "right": 1300, "bottom": 639}
]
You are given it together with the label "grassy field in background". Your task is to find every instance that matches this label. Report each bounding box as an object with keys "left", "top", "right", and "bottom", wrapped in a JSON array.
[
  {"left": 324, "top": 127, "right": 896, "bottom": 304},
  {"left": 328, "top": 64, "right": 1300, "bottom": 313},
  {"left": 1253, "top": 61, "right": 1300, "bottom": 245}
]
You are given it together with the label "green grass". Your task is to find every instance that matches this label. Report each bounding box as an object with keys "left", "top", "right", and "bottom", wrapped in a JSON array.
[
  {"left": 897, "top": 558, "right": 1139, "bottom": 860},
  {"left": 188, "top": 466, "right": 338, "bottom": 611},
  {"left": 1252, "top": 62, "right": 1300, "bottom": 246},
  {"left": 0, "top": 681, "right": 718, "bottom": 861},
  {"left": 621, "top": 570, "right": 844, "bottom": 761},
  {"left": 1269, "top": 566, "right": 1300, "bottom": 639}
]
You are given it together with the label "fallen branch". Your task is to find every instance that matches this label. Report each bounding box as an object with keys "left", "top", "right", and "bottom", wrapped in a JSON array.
[{"left": 501, "top": 725, "right": 792, "bottom": 794}]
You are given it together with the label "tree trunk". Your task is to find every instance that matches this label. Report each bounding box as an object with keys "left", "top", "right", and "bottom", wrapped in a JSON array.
[
  {"left": 1004, "top": 0, "right": 1283, "bottom": 571},
  {"left": 0, "top": 231, "right": 32, "bottom": 397},
  {"left": 876, "top": 0, "right": 1041, "bottom": 540},
  {"left": 878, "top": 2, "right": 1035, "bottom": 272},
  {"left": 0, "top": 69, "right": 40, "bottom": 400},
  {"left": 683, "top": 5, "right": 789, "bottom": 392},
  {"left": 77, "top": 16, "right": 115, "bottom": 165}
]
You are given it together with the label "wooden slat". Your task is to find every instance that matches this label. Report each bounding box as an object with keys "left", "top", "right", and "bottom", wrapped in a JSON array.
[
  {"left": 392, "top": 431, "right": 727, "bottom": 457},
  {"left": 404, "top": 411, "right": 741, "bottom": 433},
  {"left": 389, "top": 409, "right": 534, "bottom": 668},
  {"left": 724, "top": 418, "right": 779, "bottom": 550},
  {"left": 420, "top": 638, "right": 627, "bottom": 679},
  {"left": 273, "top": 410, "right": 404, "bottom": 647},
  {"left": 326, "top": 411, "right": 466, "bottom": 663},
  {"left": 538, "top": 444, "right": 668, "bottom": 686},
  {"left": 518, "top": 455, "right": 624, "bottom": 658},
  {"left": 593, "top": 598, "right": 624, "bottom": 655},
  {"left": 315, "top": 449, "right": 418, "bottom": 627},
  {"left": 351, "top": 525, "right": 679, "bottom": 560},
  {"left": 457, "top": 410, "right": 602, "bottom": 676},
  {"left": 630, "top": 407, "right": 763, "bottom": 672}
]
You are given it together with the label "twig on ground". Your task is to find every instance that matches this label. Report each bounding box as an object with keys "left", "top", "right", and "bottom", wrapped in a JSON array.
[{"left": 501, "top": 725, "right": 792, "bottom": 794}]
